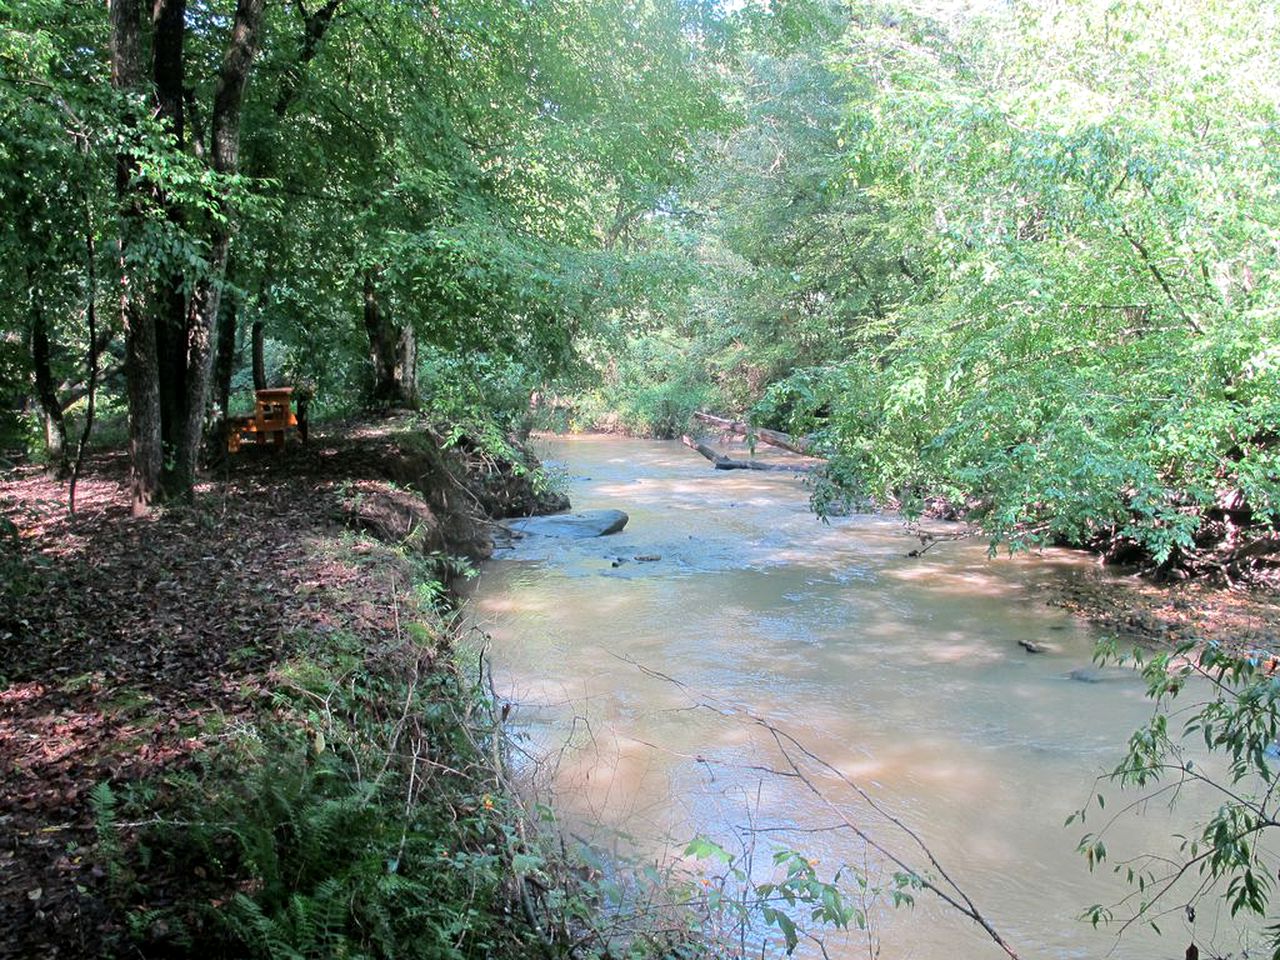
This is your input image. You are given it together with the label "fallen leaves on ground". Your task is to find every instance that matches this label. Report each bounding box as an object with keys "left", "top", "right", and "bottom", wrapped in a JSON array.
[{"left": 0, "top": 420, "right": 458, "bottom": 959}]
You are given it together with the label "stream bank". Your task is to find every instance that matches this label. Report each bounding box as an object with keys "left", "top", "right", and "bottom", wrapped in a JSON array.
[{"left": 0, "top": 416, "right": 635, "bottom": 960}]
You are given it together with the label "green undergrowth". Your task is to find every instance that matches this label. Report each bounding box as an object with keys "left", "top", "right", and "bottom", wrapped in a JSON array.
[
  {"left": 94, "top": 585, "right": 541, "bottom": 956},
  {"left": 552, "top": 334, "right": 723, "bottom": 440},
  {"left": 89, "top": 531, "right": 716, "bottom": 959}
]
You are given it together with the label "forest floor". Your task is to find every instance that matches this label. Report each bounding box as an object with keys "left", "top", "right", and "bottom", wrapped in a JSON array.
[{"left": 0, "top": 417, "right": 541, "bottom": 959}]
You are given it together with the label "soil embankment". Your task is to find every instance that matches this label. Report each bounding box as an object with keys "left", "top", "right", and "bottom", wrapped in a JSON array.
[{"left": 1047, "top": 567, "right": 1280, "bottom": 652}]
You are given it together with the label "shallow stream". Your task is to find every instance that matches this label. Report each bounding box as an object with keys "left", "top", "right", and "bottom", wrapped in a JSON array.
[{"left": 468, "top": 436, "right": 1247, "bottom": 959}]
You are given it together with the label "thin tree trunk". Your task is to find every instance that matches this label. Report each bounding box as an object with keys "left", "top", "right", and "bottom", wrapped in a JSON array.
[
  {"left": 27, "top": 266, "right": 70, "bottom": 477},
  {"left": 59, "top": 362, "right": 122, "bottom": 413},
  {"left": 251, "top": 318, "right": 266, "bottom": 390},
  {"left": 109, "top": 0, "right": 162, "bottom": 515},
  {"left": 69, "top": 202, "right": 100, "bottom": 516}
]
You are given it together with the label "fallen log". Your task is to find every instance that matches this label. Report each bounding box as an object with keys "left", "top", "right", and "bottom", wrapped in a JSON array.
[
  {"left": 680, "top": 435, "right": 817, "bottom": 474},
  {"left": 693, "top": 411, "right": 819, "bottom": 458}
]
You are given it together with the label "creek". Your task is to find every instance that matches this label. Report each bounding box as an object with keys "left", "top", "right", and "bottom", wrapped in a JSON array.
[{"left": 468, "top": 435, "right": 1244, "bottom": 959}]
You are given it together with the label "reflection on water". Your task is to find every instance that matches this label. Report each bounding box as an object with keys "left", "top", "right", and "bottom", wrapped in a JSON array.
[{"left": 468, "top": 436, "right": 1251, "bottom": 959}]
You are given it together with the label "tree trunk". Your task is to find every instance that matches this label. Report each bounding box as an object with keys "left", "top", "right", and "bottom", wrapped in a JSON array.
[
  {"left": 155, "top": 283, "right": 188, "bottom": 473},
  {"left": 26, "top": 267, "right": 70, "bottom": 477},
  {"left": 109, "top": 0, "right": 162, "bottom": 515},
  {"left": 693, "top": 411, "right": 819, "bottom": 457},
  {"left": 251, "top": 318, "right": 266, "bottom": 390},
  {"left": 362, "top": 270, "right": 417, "bottom": 408},
  {"left": 68, "top": 202, "right": 101, "bottom": 516},
  {"left": 151, "top": 0, "right": 194, "bottom": 497},
  {"left": 214, "top": 291, "right": 238, "bottom": 417},
  {"left": 680, "top": 435, "right": 816, "bottom": 473},
  {"left": 173, "top": 0, "right": 267, "bottom": 497},
  {"left": 151, "top": 0, "right": 186, "bottom": 143}
]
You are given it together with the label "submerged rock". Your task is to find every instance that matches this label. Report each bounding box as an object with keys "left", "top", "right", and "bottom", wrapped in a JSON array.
[
  {"left": 506, "top": 509, "right": 629, "bottom": 539},
  {"left": 1067, "top": 666, "right": 1132, "bottom": 684},
  {"left": 1068, "top": 667, "right": 1104, "bottom": 683}
]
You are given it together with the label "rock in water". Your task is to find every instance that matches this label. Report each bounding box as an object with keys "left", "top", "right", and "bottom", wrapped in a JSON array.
[
  {"left": 1018, "top": 639, "right": 1045, "bottom": 654},
  {"left": 1068, "top": 667, "right": 1105, "bottom": 684},
  {"left": 506, "top": 509, "right": 629, "bottom": 539}
]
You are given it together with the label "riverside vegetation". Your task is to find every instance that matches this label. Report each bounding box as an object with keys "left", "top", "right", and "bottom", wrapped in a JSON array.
[{"left": 2, "top": 0, "right": 1280, "bottom": 956}]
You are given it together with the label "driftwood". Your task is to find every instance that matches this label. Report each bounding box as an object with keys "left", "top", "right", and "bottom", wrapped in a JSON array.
[
  {"left": 680, "top": 435, "right": 817, "bottom": 474},
  {"left": 693, "top": 411, "right": 819, "bottom": 458}
]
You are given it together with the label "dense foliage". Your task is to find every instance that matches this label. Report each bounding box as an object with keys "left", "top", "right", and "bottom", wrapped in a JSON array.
[
  {"left": 4, "top": 0, "right": 1280, "bottom": 950},
  {"left": 0, "top": 0, "right": 729, "bottom": 503},
  {"left": 807, "top": 0, "right": 1280, "bottom": 575},
  {"left": 564, "top": 0, "right": 1280, "bottom": 578}
]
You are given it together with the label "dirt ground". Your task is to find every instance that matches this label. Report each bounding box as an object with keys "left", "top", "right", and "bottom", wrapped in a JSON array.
[{"left": 1046, "top": 560, "right": 1280, "bottom": 653}]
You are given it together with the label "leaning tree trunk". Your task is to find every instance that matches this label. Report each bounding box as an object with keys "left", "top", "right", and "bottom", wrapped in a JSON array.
[
  {"left": 692, "top": 412, "right": 819, "bottom": 457},
  {"left": 109, "top": 0, "right": 162, "bottom": 515},
  {"left": 362, "top": 270, "right": 417, "bottom": 408},
  {"left": 680, "top": 435, "right": 816, "bottom": 473}
]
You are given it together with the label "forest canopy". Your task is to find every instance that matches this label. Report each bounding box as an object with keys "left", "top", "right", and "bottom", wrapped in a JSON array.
[
  {"left": 568, "top": 0, "right": 1280, "bottom": 578},
  {"left": 1, "top": 0, "right": 729, "bottom": 506},
  {"left": 3, "top": 0, "right": 1278, "bottom": 574}
]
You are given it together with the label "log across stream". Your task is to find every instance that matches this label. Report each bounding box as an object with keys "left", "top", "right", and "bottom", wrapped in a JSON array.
[{"left": 468, "top": 435, "right": 1252, "bottom": 959}]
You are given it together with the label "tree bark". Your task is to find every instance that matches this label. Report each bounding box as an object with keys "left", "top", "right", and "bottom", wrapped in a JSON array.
[
  {"left": 151, "top": 0, "right": 192, "bottom": 495},
  {"left": 693, "top": 411, "right": 820, "bottom": 457},
  {"left": 26, "top": 266, "right": 70, "bottom": 477},
  {"left": 109, "top": 0, "right": 162, "bottom": 515},
  {"left": 151, "top": 0, "right": 187, "bottom": 144},
  {"left": 680, "top": 435, "right": 816, "bottom": 473},
  {"left": 362, "top": 270, "right": 417, "bottom": 408},
  {"left": 251, "top": 317, "right": 266, "bottom": 390},
  {"left": 214, "top": 290, "right": 238, "bottom": 417},
  {"left": 173, "top": 0, "right": 267, "bottom": 496}
]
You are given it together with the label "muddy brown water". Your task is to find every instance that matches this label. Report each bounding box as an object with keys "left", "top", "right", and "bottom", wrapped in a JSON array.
[{"left": 468, "top": 436, "right": 1257, "bottom": 959}]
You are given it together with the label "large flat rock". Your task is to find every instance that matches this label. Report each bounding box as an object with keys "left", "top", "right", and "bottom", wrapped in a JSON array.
[{"left": 507, "top": 509, "right": 628, "bottom": 539}]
